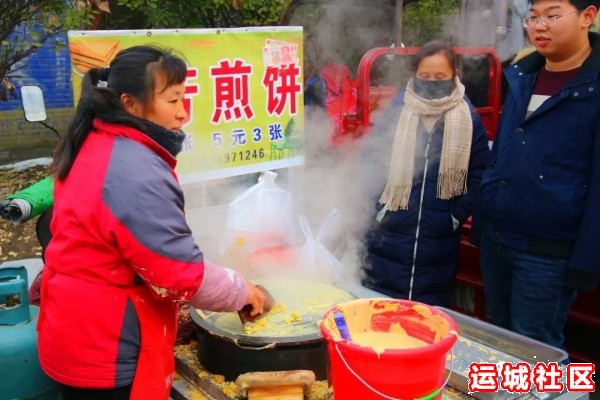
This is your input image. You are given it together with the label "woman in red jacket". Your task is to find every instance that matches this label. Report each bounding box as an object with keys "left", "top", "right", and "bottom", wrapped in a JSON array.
[{"left": 38, "top": 45, "right": 266, "bottom": 400}]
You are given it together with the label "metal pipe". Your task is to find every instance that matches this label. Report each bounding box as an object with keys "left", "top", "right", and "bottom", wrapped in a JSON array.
[{"left": 394, "top": 0, "right": 404, "bottom": 47}]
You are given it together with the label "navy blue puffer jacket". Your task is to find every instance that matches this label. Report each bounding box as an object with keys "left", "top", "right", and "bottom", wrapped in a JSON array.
[{"left": 362, "top": 90, "right": 490, "bottom": 306}]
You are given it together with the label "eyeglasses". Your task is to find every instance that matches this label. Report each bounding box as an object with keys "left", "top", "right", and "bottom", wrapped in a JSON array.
[{"left": 522, "top": 9, "right": 579, "bottom": 29}]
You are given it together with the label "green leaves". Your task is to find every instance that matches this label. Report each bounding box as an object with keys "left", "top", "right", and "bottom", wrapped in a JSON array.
[
  {"left": 1, "top": 0, "right": 292, "bottom": 97},
  {"left": 1, "top": 0, "right": 101, "bottom": 90},
  {"left": 403, "top": 0, "right": 460, "bottom": 46},
  {"left": 114, "top": 0, "right": 291, "bottom": 29}
]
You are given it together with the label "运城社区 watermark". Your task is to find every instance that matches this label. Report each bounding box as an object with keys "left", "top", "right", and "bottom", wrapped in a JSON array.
[{"left": 467, "top": 362, "right": 595, "bottom": 393}]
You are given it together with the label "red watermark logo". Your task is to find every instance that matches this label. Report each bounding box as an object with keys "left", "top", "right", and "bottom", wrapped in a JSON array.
[{"left": 468, "top": 362, "right": 595, "bottom": 394}]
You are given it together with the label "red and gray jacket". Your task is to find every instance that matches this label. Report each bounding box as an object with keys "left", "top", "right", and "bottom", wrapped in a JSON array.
[{"left": 37, "top": 119, "right": 247, "bottom": 399}]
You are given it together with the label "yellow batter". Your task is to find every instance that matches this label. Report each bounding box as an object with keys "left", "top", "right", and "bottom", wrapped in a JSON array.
[
  {"left": 351, "top": 331, "right": 428, "bottom": 354},
  {"left": 323, "top": 299, "right": 457, "bottom": 355},
  {"left": 198, "top": 279, "right": 355, "bottom": 337}
]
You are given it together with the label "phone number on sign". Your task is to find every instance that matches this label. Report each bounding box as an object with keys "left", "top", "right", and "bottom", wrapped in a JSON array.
[{"left": 198, "top": 149, "right": 267, "bottom": 166}]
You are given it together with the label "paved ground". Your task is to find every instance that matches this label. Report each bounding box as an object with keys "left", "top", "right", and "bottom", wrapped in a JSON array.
[{"left": 0, "top": 162, "right": 50, "bottom": 264}]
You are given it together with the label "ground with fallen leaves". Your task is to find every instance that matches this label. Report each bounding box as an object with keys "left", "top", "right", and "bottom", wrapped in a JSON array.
[{"left": 0, "top": 164, "right": 50, "bottom": 262}]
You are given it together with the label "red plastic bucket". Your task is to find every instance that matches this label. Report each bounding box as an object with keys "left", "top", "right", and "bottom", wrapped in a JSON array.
[{"left": 320, "top": 298, "right": 458, "bottom": 400}]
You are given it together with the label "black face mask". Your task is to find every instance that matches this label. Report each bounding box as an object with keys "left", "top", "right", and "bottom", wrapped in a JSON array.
[{"left": 412, "top": 78, "right": 455, "bottom": 100}]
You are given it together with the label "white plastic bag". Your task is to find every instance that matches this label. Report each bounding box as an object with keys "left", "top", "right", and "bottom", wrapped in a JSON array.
[
  {"left": 296, "top": 208, "right": 344, "bottom": 283},
  {"left": 220, "top": 171, "right": 295, "bottom": 262}
]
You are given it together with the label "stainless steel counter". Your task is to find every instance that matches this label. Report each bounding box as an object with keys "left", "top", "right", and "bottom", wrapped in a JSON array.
[
  {"left": 172, "top": 283, "right": 590, "bottom": 400},
  {"left": 440, "top": 308, "right": 588, "bottom": 400}
]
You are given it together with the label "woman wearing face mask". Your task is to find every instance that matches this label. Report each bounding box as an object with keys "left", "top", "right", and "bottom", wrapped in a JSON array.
[
  {"left": 361, "top": 40, "right": 490, "bottom": 307},
  {"left": 37, "top": 45, "right": 266, "bottom": 400}
]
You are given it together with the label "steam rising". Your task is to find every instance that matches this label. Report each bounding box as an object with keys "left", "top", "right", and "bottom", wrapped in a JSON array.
[
  {"left": 182, "top": 102, "right": 396, "bottom": 287},
  {"left": 182, "top": 1, "right": 528, "bottom": 287}
]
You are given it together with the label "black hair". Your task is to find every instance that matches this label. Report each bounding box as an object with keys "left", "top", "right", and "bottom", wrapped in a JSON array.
[
  {"left": 529, "top": 0, "right": 600, "bottom": 10},
  {"left": 411, "top": 40, "right": 457, "bottom": 75},
  {"left": 52, "top": 45, "right": 188, "bottom": 180}
]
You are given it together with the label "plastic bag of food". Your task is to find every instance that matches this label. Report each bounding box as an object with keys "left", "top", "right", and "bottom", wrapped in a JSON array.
[
  {"left": 220, "top": 171, "right": 295, "bottom": 274},
  {"left": 296, "top": 208, "right": 343, "bottom": 283}
]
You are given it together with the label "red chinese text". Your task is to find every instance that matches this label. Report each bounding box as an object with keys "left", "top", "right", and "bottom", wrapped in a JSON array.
[
  {"left": 500, "top": 362, "right": 532, "bottom": 393},
  {"left": 468, "top": 363, "right": 499, "bottom": 393},
  {"left": 210, "top": 59, "right": 255, "bottom": 124},
  {"left": 532, "top": 362, "right": 564, "bottom": 392},
  {"left": 262, "top": 63, "right": 302, "bottom": 117},
  {"left": 567, "top": 363, "right": 596, "bottom": 392},
  {"left": 468, "top": 362, "right": 596, "bottom": 394},
  {"left": 183, "top": 68, "right": 199, "bottom": 127}
]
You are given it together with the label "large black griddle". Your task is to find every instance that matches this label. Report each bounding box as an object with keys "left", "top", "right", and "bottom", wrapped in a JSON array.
[{"left": 189, "top": 279, "right": 355, "bottom": 381}]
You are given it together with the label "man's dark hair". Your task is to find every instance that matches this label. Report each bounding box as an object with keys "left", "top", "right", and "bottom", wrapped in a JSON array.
[
  {"left": 529, "top": 0, "right": 600, "bottom": 9},
  {"left": 411, "top": 40, "right": 457, "bottom": 74}
]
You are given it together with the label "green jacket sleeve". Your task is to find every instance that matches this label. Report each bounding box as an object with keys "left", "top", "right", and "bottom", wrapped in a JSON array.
[{"left": 5, "top": 176, "right": 54, "bottom": 221}]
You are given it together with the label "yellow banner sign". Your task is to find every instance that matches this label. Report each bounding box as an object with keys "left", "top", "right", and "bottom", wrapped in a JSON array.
[{"left": 67, "top": 28, "right": 304, "bottom": 183}]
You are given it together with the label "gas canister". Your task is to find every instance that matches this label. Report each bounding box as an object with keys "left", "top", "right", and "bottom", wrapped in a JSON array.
[{"left": 0, "top": 266, "right": 60, "bottom": 399}]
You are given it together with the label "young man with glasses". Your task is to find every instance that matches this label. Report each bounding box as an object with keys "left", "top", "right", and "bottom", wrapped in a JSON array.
[{"left": 473, "top": 0, "right": 600, "bottom": 351}]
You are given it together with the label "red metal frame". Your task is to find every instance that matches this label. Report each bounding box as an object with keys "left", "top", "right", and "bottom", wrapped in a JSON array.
[
  {"left": 345, "top": 46, "right": 502, "bottom": 141},
  {"left": 348, "top": 45, "right": 502, "bottom": 322}
]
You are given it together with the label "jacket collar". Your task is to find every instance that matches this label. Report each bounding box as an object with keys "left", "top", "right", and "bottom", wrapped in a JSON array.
[{"left": 92, "top": 119, "right": 178, "bottom": 169}]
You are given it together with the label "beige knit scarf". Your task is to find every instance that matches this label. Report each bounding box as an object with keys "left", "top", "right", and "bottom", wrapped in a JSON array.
[{"left": 379, "top": 76, "right": 473, "bottom": 211}]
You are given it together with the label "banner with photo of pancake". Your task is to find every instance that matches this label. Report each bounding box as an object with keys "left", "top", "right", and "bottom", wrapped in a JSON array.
[
  {"left": 67, "top": 28, "right": 304, "bottom": 183},
  {"left": 69, "top": 38, "right": 121, "bottom": 75}
]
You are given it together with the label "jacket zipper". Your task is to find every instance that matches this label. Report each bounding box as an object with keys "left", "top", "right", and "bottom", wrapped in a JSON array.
[{"left": 408, "top": 133, "right": 432, "bottom": 300}]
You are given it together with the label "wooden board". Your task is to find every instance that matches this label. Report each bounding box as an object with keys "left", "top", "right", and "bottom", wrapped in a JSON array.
[{"left": 248, "top": 384, "right": 304, "bottom": 400}]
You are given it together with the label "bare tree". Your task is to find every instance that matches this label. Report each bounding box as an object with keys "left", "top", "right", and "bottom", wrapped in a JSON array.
[{"left": 0, "top": 0, "right": 108, "bottom": 100}]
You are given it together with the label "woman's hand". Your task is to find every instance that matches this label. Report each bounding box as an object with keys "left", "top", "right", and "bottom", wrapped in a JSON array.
[{"left": 244, "top": 281, "right": 267, "bottom": 316}]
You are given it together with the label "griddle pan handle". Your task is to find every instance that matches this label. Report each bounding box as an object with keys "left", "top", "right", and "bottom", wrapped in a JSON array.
[{"left": 232, "top": 340, "right": 277, "bottom": 350}]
